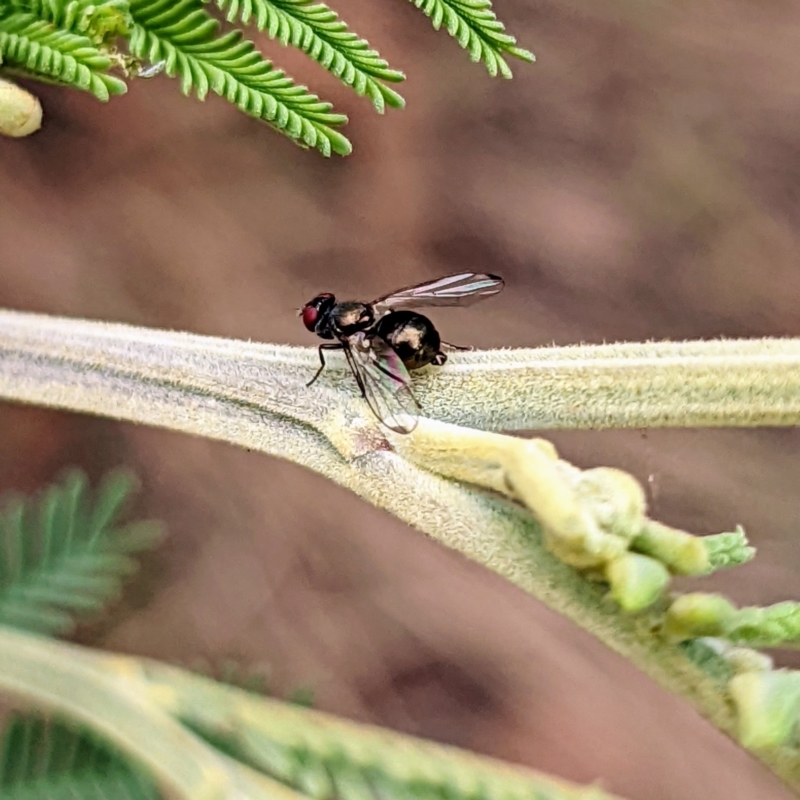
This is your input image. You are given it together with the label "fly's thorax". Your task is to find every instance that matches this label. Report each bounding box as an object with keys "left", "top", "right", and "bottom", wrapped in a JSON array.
[
  {"left": 333, "top": 302, "right": 374, "bottom": 335},
  {"left": 375, "top": 310, "right": 443, "bottom": 370}
]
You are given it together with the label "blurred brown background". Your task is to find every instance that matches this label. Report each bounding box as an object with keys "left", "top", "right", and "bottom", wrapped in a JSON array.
[{"left": 1, "top": 1, "right": 800, "bottom": 798}]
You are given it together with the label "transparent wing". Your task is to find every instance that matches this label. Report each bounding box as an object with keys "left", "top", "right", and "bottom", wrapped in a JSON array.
[
  {"left": 345, "top": 333, "right": 420, "bottom": 434},
  {"left": 371, "top": 272, "right": 504, "bottom": 313}
]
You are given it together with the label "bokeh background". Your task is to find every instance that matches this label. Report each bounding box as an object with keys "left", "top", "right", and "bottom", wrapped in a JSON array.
[{"left": 1, "top": 1, "right": 800, "bottom": 798}]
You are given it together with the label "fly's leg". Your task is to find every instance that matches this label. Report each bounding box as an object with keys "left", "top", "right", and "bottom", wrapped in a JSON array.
[
  {"left": 307, "top": 343, "right": 344, "bottom": 387},
  {"left": 434, "top": 340, "right": 472, "bottom": 365},
  {"left": 430, "top": 340, "right": 472, "bottom": 366},
  {"left": 441, "top": 340, "right": 472, "bottom": 351},
  {"left": 342, "top": 347, "right": 369, "bottom": 399}
]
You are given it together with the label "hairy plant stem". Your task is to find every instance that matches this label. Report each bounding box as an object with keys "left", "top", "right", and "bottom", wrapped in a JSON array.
[
  {"left": 1, "top": 311, "right": 800, "bottom": 432},
  {"left": 1, "top": 309, "right": 799, "bottom": 790}
]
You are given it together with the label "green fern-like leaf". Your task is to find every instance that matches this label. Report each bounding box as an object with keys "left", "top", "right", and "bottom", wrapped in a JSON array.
[
  {"left": 0, "top": 711, "right": 162, "bottom": 799},
  {"left": 408, "top": 0, "right": 534, "bottom": 78},
  {"left": 0, "top": 469, "right": 163, "bottom": 636},
  {"left": 128, "top": 0, "right": 351, "bottom": 155},
  {"left": 0, "top": 12, "right": 127, "bottom": 99},
  {"left": 3, "top": 0, "right": 132, "bottom": 44},
  {"left": 211, "top": 0, "right": 405, "bottom": 113}
]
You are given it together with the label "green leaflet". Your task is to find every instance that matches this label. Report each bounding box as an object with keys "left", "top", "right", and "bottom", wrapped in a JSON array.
[
  {"left": 0, "top": 469, "right": 163, "bottom": 636},
  {"left": 2, "top": 0, "right": 132, "bottom": 43},
  {"left": 0, "top": 11, "right": 127, "bottom": 99},
  {"left": 0, "top": 712, "right": 162, "bottom": 800},
  {"left": 409, "top": 0, "right": 534, "bottom": 78},
  {"left": 211, "top": 0, "right": 406, "bottom": 113},
  {"left": 128, "top": 0, "right": 352, "bottom": 155}
]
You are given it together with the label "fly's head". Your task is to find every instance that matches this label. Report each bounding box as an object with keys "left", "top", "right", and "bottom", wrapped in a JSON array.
[{"left": 300, "top": 293, "right": 336, "bottom": 339}]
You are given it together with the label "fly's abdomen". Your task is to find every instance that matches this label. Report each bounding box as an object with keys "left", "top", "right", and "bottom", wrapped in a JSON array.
[{"left": 375, "top": 311, "right": 445, "bottom": 370}]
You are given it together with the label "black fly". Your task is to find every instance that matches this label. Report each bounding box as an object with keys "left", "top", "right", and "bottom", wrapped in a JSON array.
[{"left": 300, "top": 272, "right": 504, "bottom": 433}]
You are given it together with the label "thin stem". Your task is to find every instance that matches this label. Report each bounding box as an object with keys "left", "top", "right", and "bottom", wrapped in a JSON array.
[
  {"left": 139, "top": 657, "right": 626, "bottom": 800},
  {"left": 0, "top": 625, "right": 628, "bottom": 800},
  {"left": 0, "top": 627, "right": 230, "bottom": 799}
]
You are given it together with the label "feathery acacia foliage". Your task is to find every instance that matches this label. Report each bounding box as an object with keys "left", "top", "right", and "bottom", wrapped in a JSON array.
[
  {"left": 0, "top": 0, "right": 532, "bottom": 151},
  {"left": 128, "top": 0, "right": 351, "bottom": 156},
  {"left": 0, "top": 712, "right": 162, "bottom": 800},
  {"left": 211, "top": 0, "right": 406, "bottom": 113},
  {"left": 410, "top": 0, "right": 534, "bottom": 77},
  {"left": 0, "top": 12, "right": 127, "bottom": 100},
  {"left": 4, "top": 0, "right": 132, "bottom": 42},
  {"left": 0, "top": 469, "right": 162, "bottom": 636}
]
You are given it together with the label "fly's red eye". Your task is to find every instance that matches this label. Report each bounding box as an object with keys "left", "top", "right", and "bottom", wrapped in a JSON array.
[{"left": 301, "top": 305, "right": 318, "bottom": 331}]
